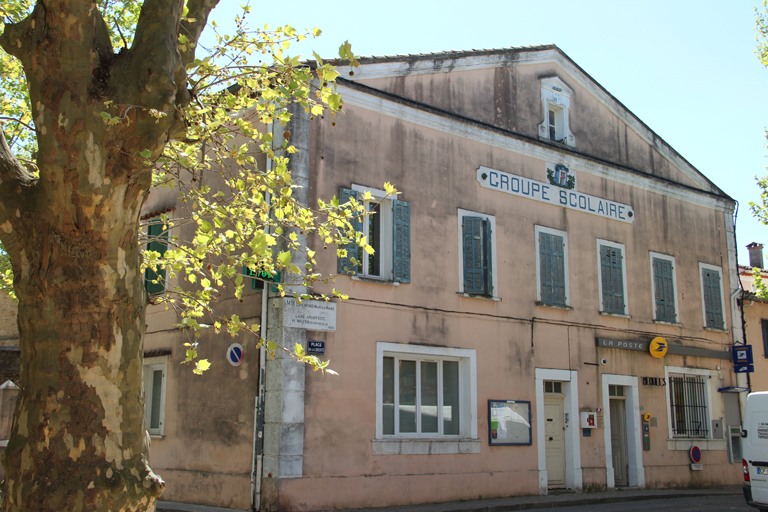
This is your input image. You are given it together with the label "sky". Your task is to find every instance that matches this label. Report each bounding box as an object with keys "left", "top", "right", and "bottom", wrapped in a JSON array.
[{"left": 204, "top": 0, "right": 768, "bottom": 266}]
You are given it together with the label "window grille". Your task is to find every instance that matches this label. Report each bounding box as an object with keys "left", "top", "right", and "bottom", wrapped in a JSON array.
[{"left": 669, "top": 375, "right": 709, "bottom": 438}]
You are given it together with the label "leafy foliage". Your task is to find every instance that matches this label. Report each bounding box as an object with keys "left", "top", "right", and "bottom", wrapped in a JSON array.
[
  {"left": 753, "top": 4, "right": 768, "bottom": 223},
  {"left": 0, "top": 0, "right": 396, "bottom": 374}
]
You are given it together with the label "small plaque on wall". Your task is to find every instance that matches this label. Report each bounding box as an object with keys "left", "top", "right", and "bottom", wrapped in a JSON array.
[{"left": 488, "top": 400, "right": 532, "bottom": 446}]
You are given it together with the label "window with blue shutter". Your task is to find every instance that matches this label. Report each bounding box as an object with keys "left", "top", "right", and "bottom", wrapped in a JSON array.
[
  {"left": 762, "top": 319, "right": 768, "bottom": 358},
  {"left": 653, "top": 257, "right": 676, "bottom": 322},
  {"left": 539, "top": 232, "right": 565, "bottom": 306},
  {"left": 145, "top": 220, "right": 168, "bottom": 295},
  {"left": 393, "top": 200, "right": 411, "bottom": 283},
  {"left": 600, "top": 244, "right": 625, "bottom": 314},
  {"left": 337, "top": 188, "right": 361, "bottom": 276},
  {"left": 702, "top": 267, "right": 723, "bottom": 329},
  {"left": 462, "top": 216, "right": 492, "bottom": 296},
  {"left": 337, "top": 186, "right": 410, "bottom": 283}
]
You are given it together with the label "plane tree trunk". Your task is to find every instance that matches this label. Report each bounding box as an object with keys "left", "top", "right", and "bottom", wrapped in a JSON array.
[{"left": 0, "top": 0, "right": 218, "bottom": 510}]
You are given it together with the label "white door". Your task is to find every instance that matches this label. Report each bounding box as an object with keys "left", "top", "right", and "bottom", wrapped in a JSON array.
[{"left": 544, "top": 396, "right": 565, "bottom": 488}]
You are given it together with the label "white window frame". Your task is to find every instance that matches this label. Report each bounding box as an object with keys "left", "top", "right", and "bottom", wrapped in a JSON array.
[
  {"left": 375, "top": 342, "right": 477, "bottom": 441},
  {"left": 351, "top": 184, "right": 394, "bottom": 281},
  {"left": 538, "top": 77, "right": 575, "bottom": 147},
  {"left": 457, "top": 209, "right": 498, "bottom": 299},
  {"left": 664, "top": 366, "right": 713, "bottom": 440},
  {"left": 698, "top": 262, "right": 727, "bottom": 331},
  {"left": 535, "top": 225, "right": 570, "bottom": 307},
  {"left": 596, "top": 239, "right": 629, "bottom": 316},
  {"left": 143, "top": 355, "right": 168, "bottom": 437},
  {"left": 649, "top": 252, "right": 679, "bottom": 324}
]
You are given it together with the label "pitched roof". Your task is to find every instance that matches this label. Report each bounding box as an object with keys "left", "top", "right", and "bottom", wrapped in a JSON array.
[{"left": 330, "top": 45, "right": 731, "bottom": 201}]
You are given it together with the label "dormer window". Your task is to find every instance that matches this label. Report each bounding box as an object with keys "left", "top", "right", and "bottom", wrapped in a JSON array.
[
  {"left": 538, "top": 77, "right": 575, "bottom": 147},
  {"left": 548, "top": 109, "right": 557, "bottom": 140}
]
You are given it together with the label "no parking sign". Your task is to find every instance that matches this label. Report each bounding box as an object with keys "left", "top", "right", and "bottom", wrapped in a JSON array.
[{"left": 227, "top": 343, "right": 245, "bottom": 367}]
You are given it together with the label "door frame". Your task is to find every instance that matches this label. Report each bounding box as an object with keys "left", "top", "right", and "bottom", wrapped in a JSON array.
[
  {"left": 601, "top": 374, "right": 645, "bottom": 489},
  {"left": 535, "top": 368, "right": 582, "bottom": 495}
]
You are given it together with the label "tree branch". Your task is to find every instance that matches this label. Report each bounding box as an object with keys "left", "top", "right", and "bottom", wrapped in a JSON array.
[
  {"left": 179, "top": 0, "right": 220, "bottom": 67},
  {"left": 0, "top": 130, "right": 34, "bottom": 224},
  {"left": 132, "top": 0, "right": 185, "bottom": 53}
]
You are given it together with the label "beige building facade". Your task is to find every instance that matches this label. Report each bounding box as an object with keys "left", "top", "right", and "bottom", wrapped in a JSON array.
[{"left": 144, "top": 46, "right": 744, "bottom": 511}]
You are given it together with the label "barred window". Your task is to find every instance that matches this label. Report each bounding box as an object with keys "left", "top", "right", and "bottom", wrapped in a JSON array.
[{"left": 669, "top": 374, "right": 709, "bottom": 438}]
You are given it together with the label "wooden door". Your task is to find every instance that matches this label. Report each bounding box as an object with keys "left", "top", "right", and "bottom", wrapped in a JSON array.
[
  {"left": 544, "top": 397, "right": 565, "bottom": 488},
  {"left": 610, "top": 398, "right": 629, "bottom": 486}
]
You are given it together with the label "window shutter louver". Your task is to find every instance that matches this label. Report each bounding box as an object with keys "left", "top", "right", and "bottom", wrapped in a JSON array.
[
  {"left": 483, "top": 219, "right": 493, "bottom": 295},
  {"left": 145, "top": 221, "right": 168, "bottom": 295},
  {"left": 462, "top": 217, "right": 484, "bottom": 294},
  {"left": 337, "top": 188, "right": 361, "bottom": 275},
  {"left": 653, "top": 258, "right": 676, "bottom": 322},
  {"left": 702, "top": 269, "right": 723, "bottom": 329},
  {"left": 540, "top": 233, "right": 565, "bottom": 305},
  {"left": 600, "top": 245, "right": 624, "bottom": 314},
  {"left": 393, "top": 200, "right": 411, "bottom": 283}
]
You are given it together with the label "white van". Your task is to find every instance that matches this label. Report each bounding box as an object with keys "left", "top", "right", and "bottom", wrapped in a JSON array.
[{"left": 743, "top": 392, "right": 768, "bottom": 511}]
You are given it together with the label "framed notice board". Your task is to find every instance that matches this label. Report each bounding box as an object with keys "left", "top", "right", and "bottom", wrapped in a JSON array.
[{"left": 488, "top": 400, "right": 532, "bottom": 446}]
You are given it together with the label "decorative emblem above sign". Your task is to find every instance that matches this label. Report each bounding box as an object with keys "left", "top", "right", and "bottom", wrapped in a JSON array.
[
  {"left": 477, "top": 166, "right": 634, "bottom": 223},
  {"left": 546, "top": 164, "right": 575, "bottom": 190}
]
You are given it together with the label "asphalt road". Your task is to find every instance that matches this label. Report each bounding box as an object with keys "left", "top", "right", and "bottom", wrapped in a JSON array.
[{"left": 536, "top": 495, "right": 751, "bottom": 511}]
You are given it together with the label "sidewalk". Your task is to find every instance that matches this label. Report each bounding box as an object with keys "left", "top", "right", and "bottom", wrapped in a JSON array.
[
  {"left": 157, "top": 487, "right": 742, "bottom": 512},
  {"left": 333, "top": 487, "right": 742, "bottom": 512}
]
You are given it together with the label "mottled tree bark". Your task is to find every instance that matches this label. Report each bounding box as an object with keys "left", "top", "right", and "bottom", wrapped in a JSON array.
[{"left": 0, "top": 0, "right": 217, "bottom": 510}]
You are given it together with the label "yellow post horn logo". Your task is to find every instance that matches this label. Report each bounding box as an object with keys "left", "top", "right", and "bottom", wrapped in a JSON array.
[{"left": 649, "top": 337, "right": 668, "bottom": 358}]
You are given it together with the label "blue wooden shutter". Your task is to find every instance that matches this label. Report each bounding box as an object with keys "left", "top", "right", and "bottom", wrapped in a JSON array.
[
  {"left": 337, "top": 188, "right": 361, "bottom": 275},
  {"left": 653, "top": 258, "right": 676, "bottom": 322},
  {"left": 762, "top": 319, "right": 768, "bottom": 358},
  {"left": 393, "top": 200, "right": 411, "bottom": 283},
  {"left": 145, "top": 221, "right": 168, "bottom": 295},
  {"left": 463, "top": 217, "right": 484, "bottom": 294},
  {"left": 483, "top": 219, "right": 493, "bottom": 296},
  {"left": 539, "top": 233, "right": 565, "bottom": 305},
  {"left": 702, "top": 268, "right": 723, "bottom": 329},
  {"left": 600, "top": 245, "right": 624, "bottom": 314}
]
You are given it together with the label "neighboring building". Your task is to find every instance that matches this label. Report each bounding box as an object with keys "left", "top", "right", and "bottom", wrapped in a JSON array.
[
  {"left": 739, "top": 242, "right": 768, "bottom": 392},
  {"left": 144, "top": 46, "right": 743, "bottom": 511}
]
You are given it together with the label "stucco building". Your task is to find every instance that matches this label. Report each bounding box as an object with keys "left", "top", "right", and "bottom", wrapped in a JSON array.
[
  {"left": 144, "top": 46, "right": 744, "bottom": 511},
  {"left": 739, "top": 242, "right": 768, "bottom": 393}
]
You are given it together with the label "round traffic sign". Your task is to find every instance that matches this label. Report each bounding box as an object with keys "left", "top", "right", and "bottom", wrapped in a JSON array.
[
  {"left": 690, "top": 445, "right": 702, "bottom": 463},
  {"left": 227, "top": 343, "right": 245, "bottom": 367}
]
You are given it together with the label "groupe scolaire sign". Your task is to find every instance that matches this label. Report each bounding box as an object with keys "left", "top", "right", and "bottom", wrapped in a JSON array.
[{"left": 476, "top": 165, "right": 634, "bottom": 224}]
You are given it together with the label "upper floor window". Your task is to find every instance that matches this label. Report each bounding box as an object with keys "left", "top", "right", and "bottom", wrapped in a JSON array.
[
  {"left": 650, "top": 252, "right": 678, "bottom": 323},
  {"left": 458, "top": 209, "right": 497, "bottom": 298},
  {"left": 597, "top": 239, "right": 627, "bottom": 316},
  {"left": 538, "top": 77, "right": 575, "bottom": 147},
  {"left": 699, "top": 263, "right": 725, "bottom": 330},
  {"left": 535, "top": 226, "right": 569, "bottom": 307},
  {"left": 145, "top": 218, "right": 169, "bottom": 296},
  {"left": 337, "top": 186, "right": 410, "bottom": 283}
]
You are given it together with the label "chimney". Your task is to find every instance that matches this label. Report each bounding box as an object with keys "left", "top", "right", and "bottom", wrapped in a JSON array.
[{"left": 748, "top": 242, "right": 765, "bottom": 269}]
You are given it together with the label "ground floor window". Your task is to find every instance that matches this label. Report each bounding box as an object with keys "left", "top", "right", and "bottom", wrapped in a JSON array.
[
  {"left": 143, "top": 355, "right": 168, "bottom": 437},
  {"left": 668, "top": 373, "right": 709, "bottom": 438},
  {"left": 376, "top": 342, "right": 476, "bottom": 439}
]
